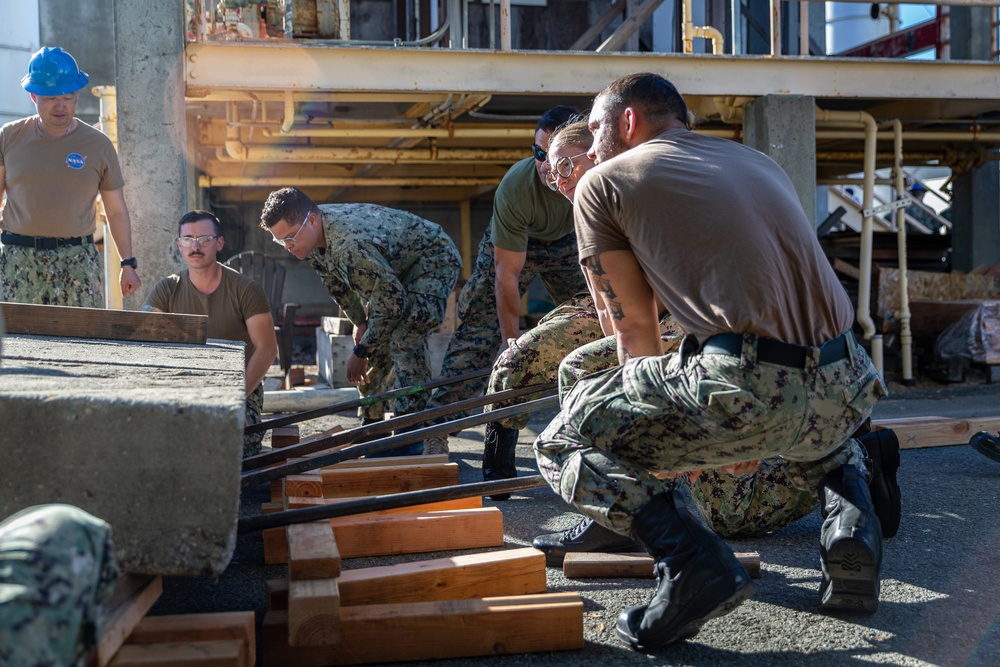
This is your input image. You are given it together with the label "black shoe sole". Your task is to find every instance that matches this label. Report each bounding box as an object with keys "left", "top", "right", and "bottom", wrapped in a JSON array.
[
  {"left": 820, "top": 537, "right": 881, "bottom": 614},
  {"left": 616, "top": 572, "right": 755, "bottom": 651},
  {"left": 971, "top": 433, "right": 1000, "bottom": 463}
]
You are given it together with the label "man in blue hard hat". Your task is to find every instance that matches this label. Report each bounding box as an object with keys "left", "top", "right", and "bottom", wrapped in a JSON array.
[{"left": 0, "top": 46, "right": 140, "bottom": 307}]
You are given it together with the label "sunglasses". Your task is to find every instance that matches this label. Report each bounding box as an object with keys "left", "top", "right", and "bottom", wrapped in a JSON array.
[{"left": 531, "top": 143, "right": 547, "bottom": 162}]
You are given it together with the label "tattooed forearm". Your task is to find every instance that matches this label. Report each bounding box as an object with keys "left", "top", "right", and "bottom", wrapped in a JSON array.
[{"left": 584, "top": 255, "right": 626, "bottom": 322}]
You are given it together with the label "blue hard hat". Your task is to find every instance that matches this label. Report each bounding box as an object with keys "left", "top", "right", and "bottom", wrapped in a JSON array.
[
  {"left": 909, "top": 182, "right": 927, "bottom": 193},
  {"left": 21, "top": 47, "right": 90, "bottom": 96}
]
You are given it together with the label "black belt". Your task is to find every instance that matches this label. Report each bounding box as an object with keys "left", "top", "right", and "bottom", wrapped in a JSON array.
[
  {"left": 700, "top": 332, "right": 851, "bottom": 368},
  {"left": 1, "top": 231, "right": 94, "bottom": 250}
]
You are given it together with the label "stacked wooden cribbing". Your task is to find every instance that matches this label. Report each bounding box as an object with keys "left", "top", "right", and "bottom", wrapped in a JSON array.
[
  {"left": 89, "top": 575, "right": 255, "bottom": 667},
  {"left": 259, "top": 429, "right": 584, "bottom": 665}
]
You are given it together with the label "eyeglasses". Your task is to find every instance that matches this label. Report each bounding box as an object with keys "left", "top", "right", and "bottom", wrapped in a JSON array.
[
  {"left": 272, "top": 212, "right": 310, "bottom": 248},
  {"left": 177, "top": 235, "right": 218, "bottom": 248},
  {"left": 552, "top": 151, "right": 590, "bottom": 179},
  {"left": 531, "top": 143, "right": 547, "bottom": 162}
]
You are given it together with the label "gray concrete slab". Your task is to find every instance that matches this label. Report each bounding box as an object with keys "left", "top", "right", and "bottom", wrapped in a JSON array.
[{"left": 0, "top": 335, "right": 246, "bottom": 576}]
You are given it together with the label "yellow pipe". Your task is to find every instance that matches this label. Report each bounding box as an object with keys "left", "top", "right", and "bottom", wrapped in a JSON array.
[
  {"left": 216, "top": 144, "right": 527, "bottom": 163},
  {"left": 262, "top": 127, "right": 535, "bottom": 139},
  {"left": 198, "top": 176, "right": 503, "bottom": 187},
  {"left": 682, "top": 0, "right": 725, "bottom": 54},
  {"left": 280, "top": 90, "right": 295, "bottom": 134},
  {"left": 890, "top": 119, "right": 915, "bottom": 385},
  {"left": 815, "top": 108, "right": 883, "bottom": 375},
  {"left": 92, "top": 85, "right": 122, "bottom": 311}
]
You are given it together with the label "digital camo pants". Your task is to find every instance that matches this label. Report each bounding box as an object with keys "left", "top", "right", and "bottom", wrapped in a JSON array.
[
  {"left": 0, "top": 243, "right": 104, "bottom": 308},
  {"left": 428, "top": 226, "right": 587, "bottom": 417},
  {"left": 535, "top": 331, "right": 887, "bottom": 535}
]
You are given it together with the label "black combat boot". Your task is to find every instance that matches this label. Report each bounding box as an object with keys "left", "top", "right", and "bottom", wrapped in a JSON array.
[
  {"left": 817, "top": 464, "right": 883, "bottom": 613},
  {"left": 532, "top": 517, "right": 641, "bottom": 567},
  {"left": 856, "top": 429, "right": 901, "bottom": 538},
  {"left": 482, "top": 421, "right": 518, "bottom": 501},
  {"left": 970, "top": 431, "right": 1000, "bottom": 463},
  {"left": 616, "top": 490, "right": 755, "bottom": 651}
]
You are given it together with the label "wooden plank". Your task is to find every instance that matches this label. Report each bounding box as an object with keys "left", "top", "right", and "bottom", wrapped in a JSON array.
[
  {"left": 321, "top": 462, "right": 460, "bottom": 498},
  {"left": 271, "top": 426, "right": 300, "bottom": 449},
  {"left": 124, "top": 612, "right": 255, "bottom": 667},
  {"left": 264, "top": 508, "right": 505, "bottom": 563},
  {"left": 287, "top": 522, "right": 340, "bottom": 580},
  {"left": 285, "top": 474, "right": 324, "bottom": 498},
  {"left": 107, "top": 639, "right": 244, "bottom": 667},
  {"left": 288, "top": 578, "right": 341, "bottom": 647},
  {"left": 284, "top": 495, "right": 481, "bottom": 514},
  {"left": 337, "top": 546, "right": 546, "bottom": 605},
  {"left": 92, "top": 575, "right": 163, "bottom": 667},
  {"left": 330, "top": 508, "right": 504, "bottom": 557},
  {"left": 872, "top": 415, "right": 1000, "bottom": 449},
  {"left": 1, "top": 302, "right": 207, "bottom": 344},
  {"left": 563, "top": 551, "right": 761, "bottom": 579},
  {"left": 261, "top": 593, "right": 584, "bottom": 666},
  {"left": 261, "top": 501, "right": 283, "bottom": 514},
  {"left": 832, "top": 258, "right": 860, "bottom": 280}
]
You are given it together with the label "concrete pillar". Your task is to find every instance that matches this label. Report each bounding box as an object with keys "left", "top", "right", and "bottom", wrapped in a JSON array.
[
  {"left": 113, "top": 0, "right": 187, "bottom": 308},
  {"left": 743, "top": 95, "right": 817, "bottom": 224},
  {"left": 951, "top": 165, "right": 1000, "bottom": 271},
  {"left": 946, "top": 6, "right": 999, "bottom": 272}
]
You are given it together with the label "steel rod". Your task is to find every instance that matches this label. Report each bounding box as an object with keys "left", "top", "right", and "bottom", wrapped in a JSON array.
[
  {"left": 240, "top": 394, "right": 559, "bottom": 487},
  {"left": 237, "top": 475, "right": 549, "bottom": 533},
  {"left": 242, "top": 381, "right": 555, "bottom": 471},
  {"left": 246, "top": 368, "right": 491, "bottom": 435}
]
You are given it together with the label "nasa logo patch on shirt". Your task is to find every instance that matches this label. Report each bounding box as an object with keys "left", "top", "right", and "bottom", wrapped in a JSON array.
[{"left": 66, "top": 153, "right": 87, "bottom": 169}]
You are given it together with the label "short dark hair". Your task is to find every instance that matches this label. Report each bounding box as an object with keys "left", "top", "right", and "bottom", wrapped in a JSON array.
[
  {"left": 260, "top": 187, "right": 317, "bottom": 230},
  {"left": 177, "top": 210, "right": 222, "bottom": 237},
  {"left": 536, "top": 105, "right": 580, "bottom": 134},
  {"left": 596, "top": 73, "right": 689, "bottom": 134}
]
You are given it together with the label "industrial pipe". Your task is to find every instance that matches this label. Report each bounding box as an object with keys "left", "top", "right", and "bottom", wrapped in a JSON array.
[
  {"left": 815, "top": 108, "right": 883, "bottom": 376},
  {"left": 216, "top": 144, "right": 528, "bottom": 163},
  {"left": 683, "top": 0, "right": 726, "bottom": 53},
  {"left": 261, "top": 127, "right": 534, "bottom": 138},
  {"left": 198, "top": 176, "right": 504, "bottom": 188},
  {"left": 890, "top": 119, "right": 915, "bottom": 385},
  {"left": 92, "top": 85, "right": 122, "bottom": 311}
]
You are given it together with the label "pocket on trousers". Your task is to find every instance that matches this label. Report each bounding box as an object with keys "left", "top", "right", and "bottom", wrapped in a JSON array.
[
  {"left": 843, "top": 372, "right": 888, "bottom": 422},
  {"left": 699, "top": 379, "right": 769, "bottom": 426}
]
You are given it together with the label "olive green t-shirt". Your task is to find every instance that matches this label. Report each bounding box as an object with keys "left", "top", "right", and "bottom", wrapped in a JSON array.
[
  {"left": 490, "top": 157, "right": 574, "bottom": 252},
  {"left": 574, "top": 129, "right": 854, "bottom": 347},
  {"left": 144, "top": 264, "right": 272, "bottom": 362}
]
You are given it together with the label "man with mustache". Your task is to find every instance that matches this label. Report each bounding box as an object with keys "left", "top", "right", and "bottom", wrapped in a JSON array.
[{"left": 143, "top": 210, "right": 277, "bottom": 457}]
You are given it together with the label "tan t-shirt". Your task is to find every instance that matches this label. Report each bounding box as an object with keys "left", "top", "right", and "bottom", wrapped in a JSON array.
[
  {"left": 574, "top": 129, "right": 854, "bottom": 347},
  {"left": 144, "top": 264, "right": 272, "bottom": 362},
  {"left": 0, "top": 116, "right": 124, "bottom": 238}
]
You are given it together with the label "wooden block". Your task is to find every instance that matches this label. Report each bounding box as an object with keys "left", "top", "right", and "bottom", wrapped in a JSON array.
[
  {"left": 107, "top": 639, "right": 244, "bottom": 667},
  {"left": 872, "top": 416, "right": 1000, "bottom": 449},
  {"left": 288, "top": 579, "right": 340, "bottom": 647},
  {"left": 330, "top": 507, "right": 504, "bottom": 558},
  {"left": 271, "top": 426, "right": 300, "bottom": 449},
  {"left": 562, "top": 551, "right": 761, "bottom": 579},
  {"left": 286, "top": 367, "right": 306, "bottom": 387},
  {"left": 91, "top": 575, "right": 163, "bottom": 667},
  {"left": 264, "top": 508, "right": 505, "bottom": 563},
  {"left": 321, "top": 462, "right": 460, "bottom": 498},
  {"left": 261, "top": 593, "right": 584, "bottom": 666},
  {"left": 125, "top": 612, "right": 254, "bottom": 667},
  {"left": 285, "top": 474, "right": 324, "bottom": 498},
  {"left": 1, "top": 302, "right": 208, "bottom": 344},
  {"left": 267, "top": 548, "right": 545, "bottom": 608},
  {"left": 323, "top": 453, "right": 449, "bottom": 469},
  {"left": 287, "top": 522, "right": 340, "bottom": 580},
  {"left": 832, "top": 258, "right": 860, "bottom": 280},
  {"left": 270, "top": 479, "right": 284, "bottom": 503},
  {"left": 261, "top": 501, "right": 283, "bottom": 515}
]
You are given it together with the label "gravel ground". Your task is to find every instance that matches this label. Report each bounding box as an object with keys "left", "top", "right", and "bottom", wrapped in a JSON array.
[{"left": 152, "top": 371, "right": 1000, "bottom": 667}]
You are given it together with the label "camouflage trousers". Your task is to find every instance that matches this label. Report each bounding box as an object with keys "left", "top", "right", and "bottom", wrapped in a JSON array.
[
  {"left": 0, "top": 504, "right": 119, "bottom": 667},
  {"left": 534, "top": 331, "right": 887, "bottom": 534},
  {"left": 0, "top": 242, "right": 104, "bottom": 308},
  {"left": 428, "top": 226, "right": 587, "bottom": 418},
  {"left": 360, "top": 290, "right": 452, "bottom": 422},
  {"left": 243, "top": 383, "right": 266, "bottom": 458},
  {"left": 485, "top": 293, "right": 602, "bottom": 430}
]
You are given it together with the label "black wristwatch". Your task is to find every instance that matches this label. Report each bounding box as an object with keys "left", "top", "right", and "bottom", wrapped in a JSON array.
[
  {"left": 120, "top": 257, "right": 138, "bottom": 269},
  {"left": 353, "top": 343, "right": 369, "bottom": 359}
]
